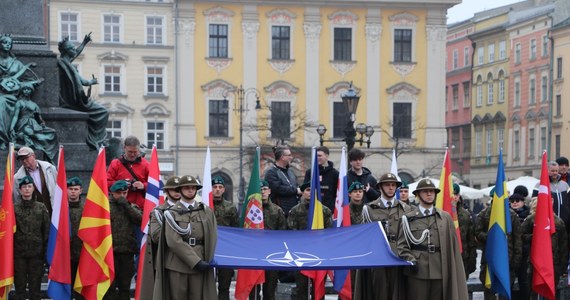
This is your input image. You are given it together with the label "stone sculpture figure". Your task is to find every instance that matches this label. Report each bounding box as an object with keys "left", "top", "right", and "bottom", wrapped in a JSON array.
[
  {"left": 10, "top": 81, "right": 58, "bottom": 163},
  {"left": 0, "top": 34, "right": 41, "bottom": 149},
  {"left": 58, "top": 33, "right": 109, "bottom": 150}
]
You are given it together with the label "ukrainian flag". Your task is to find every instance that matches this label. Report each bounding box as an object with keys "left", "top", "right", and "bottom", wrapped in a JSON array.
[{"left": 485, "top": 149, "right": 512, "bottom": 299}]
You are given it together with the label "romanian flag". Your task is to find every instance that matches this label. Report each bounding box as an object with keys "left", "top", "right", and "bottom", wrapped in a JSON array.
[
  {"left": 135, "top": 146, "right": 162, "bottom": 300},
  {"left": 235, "top": 147, "right": 264, "bottom": 300},
  {"left": 435, "top": 149, "right": 462, "bottom": 252},
  {"left": 201, "top": 146, "right": 213, "bottom": 208},
  {"left": 0, "top": 143, "right": 15, "bottom": 300},
  {"left": 47, "top": 146, "right": 72, "bottom": 299},
  {"left": 530, "top": 151, "right": 556, "bottom": 299},
  {"left": 485, "top": 149, "right": 511, "bottom": 299},
  {"left": 332, "top": 147, "right": 352, "bottom": 300},
  {"left": 74, "top": 148, "right": 114, "bottom": 300},
  {"left": 301, "top": 147, "right": 328, "bottom": 299}
]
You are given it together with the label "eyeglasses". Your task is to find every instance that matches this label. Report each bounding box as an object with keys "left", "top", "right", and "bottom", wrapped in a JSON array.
[{"left": 510, "top": 199, "right": 524, "bottom": 203}]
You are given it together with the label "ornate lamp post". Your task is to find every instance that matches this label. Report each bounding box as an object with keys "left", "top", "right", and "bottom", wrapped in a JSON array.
[{"left": 223, "top": 85, "right": 261, "bottom": 207}]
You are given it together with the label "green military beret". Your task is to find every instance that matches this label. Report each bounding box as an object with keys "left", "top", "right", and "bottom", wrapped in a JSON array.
[
  {"left": 300, "top": 181, "right": 311, "bottom": 191},
  {"left": 18, "top": 176, "right": 34, "bottom": 188},
  {"left": 67, "top": 176, "right": 82, "bottom": 187},
  {"left": 260, "top": 180, "right": 269, "bottom": 188},
  {"left": 212, "top": 175, "right": 225, "bottom": 186},
  {"left": 348, "top": 181, "right": 365, "bottom": 193},
  {"left": 110, "top": 180, "right": 129, "bottom": 192},
  {"left": 400, "top": 181, "right": 409, "bottom": 189},
  {"left": 453, "top": 183, "right": 460, "bottom": 195}
]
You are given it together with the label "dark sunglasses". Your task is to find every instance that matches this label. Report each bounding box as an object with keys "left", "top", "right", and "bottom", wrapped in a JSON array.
[{"left": 509, "top": 199, "right": 524, "bottom": 203}]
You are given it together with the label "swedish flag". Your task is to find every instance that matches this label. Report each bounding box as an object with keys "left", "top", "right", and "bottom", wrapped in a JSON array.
[{"left": 485, "top": 149, "right": 512, "bottom": 299}]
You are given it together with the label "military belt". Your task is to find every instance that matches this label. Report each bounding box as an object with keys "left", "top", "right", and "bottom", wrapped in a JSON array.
[
  {"left": 410, "top": 244, "right": 440, "bottom": 253},
  {"left": 182, "top": 237, "right": 204, "bottom": 246}
]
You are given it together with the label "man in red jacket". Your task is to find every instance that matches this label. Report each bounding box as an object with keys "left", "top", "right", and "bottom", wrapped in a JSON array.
[{"left": 107, "top": 136, "right": 150, "bottom": 208}]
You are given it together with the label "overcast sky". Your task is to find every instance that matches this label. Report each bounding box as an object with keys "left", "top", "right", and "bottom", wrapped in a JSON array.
[{"left": 447, "top": 0, "right": 523, "bottom": 24}]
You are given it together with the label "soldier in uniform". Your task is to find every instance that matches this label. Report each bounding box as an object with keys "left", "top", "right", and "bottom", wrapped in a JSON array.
[
  {"left": 349, "top": 181, "right": 365, "bottom": 225},
  {"left": 452, "top": 183, "right": 477, "bottom": 279},
  {"left": 104, "top": 180, "right": 143, "bottom": 300},
  {"left": 354, "top": 173, "right": 415, "bottom": 300},
  {"left": 67, "top": 176, "right": 85, "bottom": 300},
  {"left": 250, "top": 180, "right": 287, "bottom": 300},
  {"left": 288, "top": 181, "right": 333, "bottom": 300},
  {"left": 211, "top": 176, "right": 239, "bottom": 300},
  {"left": 397, "top": 178, "right": 468, "bottom": 300},
  {"left": 475, "top": 191, "right": 522, "bottom": 300},
  {"left": 399, "top": 181, "right": 414, "bottom": 206},
  {"left": 154, "top": 175, "right": 217, "bottom": 300},
  {"left": 13, "top": 176, "right": 50, "bottom": 300}
]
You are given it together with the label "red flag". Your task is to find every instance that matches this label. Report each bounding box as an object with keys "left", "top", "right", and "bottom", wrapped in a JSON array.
[
  {"left": 435, "top": 149, "right": 462, "bottom": 252},
  {"left": 135, "top": 146, "right": 162, "bottom": 299},
  {"left": 0, "top": 144, "right": 15, "bottom": 300},
  {"left": 530, "top": 151, "right": 556, "bottom": 299},
  {"left": 74, "top": 148, "right": 114, "bottom": 300}
]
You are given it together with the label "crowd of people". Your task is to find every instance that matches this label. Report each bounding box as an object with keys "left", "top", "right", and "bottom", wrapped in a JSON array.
[{"left": 8, "top": 141, "right": 570, "bottom": 300}]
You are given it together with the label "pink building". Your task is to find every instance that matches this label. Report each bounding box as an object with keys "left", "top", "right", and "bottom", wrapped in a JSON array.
[{"left": 446, "top": 20, "right": 474, "bottom": 182}]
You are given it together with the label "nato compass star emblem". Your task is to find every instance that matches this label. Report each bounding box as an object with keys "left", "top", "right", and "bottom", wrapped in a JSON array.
[{"left": 264, "top": 242, "right": 325, "bottom": 267}]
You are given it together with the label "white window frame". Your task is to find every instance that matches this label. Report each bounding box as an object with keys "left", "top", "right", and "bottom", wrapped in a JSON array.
[
  {"left": 499, "top": 40, "right": 506, "bottom": 59},
  {"left": 464, "top": 47, "right": 470, "bottom": 67},
  {"left": 530, "top": 39, "right": 537, "bottom": 60},
  {"left": 529, "top": 76, "right": 536, "bottom": 105},
  {"left": 487, "top": 75, "right": 494, "bottom": 105},
  {"left": 476, "top": 84, "right": 483, "bottom": 107},
  {"left": 452, "top": 49, "right": 458, "bottom": 70},
  {"left": 514, "top": 78, "right": 521, "bottom": 107},
  {"left": 102, "top": 13, "right": 123, "bottom": 43},
  {"left": 497, "top": 127, "right": 504, "bottom": 151},
  {"left": 475, "top": 129, "right": 482, "bottom": 157},
  {"left": 498, "top": 79, "right": 505, "bottom": 103},
  {"left": 101, "top": 63, "right": 126, "bottom": 94},
  {"left": 206, "top": 22, "right": 231, "bottom": 58},
  {"left": 542, "top": 35, "right": 548, "bottom": 57},
  {"left": 146, "top": 120, "right": 168, "bottom": 150},
  {"left": 145, "top": 65, "right": 167, "bottom": 96},
  {"left": 106, "top": 119, "right": 124, "bottom": 139},
  {"left": 541, "top": 74, "right": 548, "bottom": 103},
  {"left": 59, "top": 11, "right": 81, "bottom": 42},
  {"left": 514, "top": 129, "right": 520, "bottom": 159},
  {"left": 529, "top": 127, "right": 535, "bottom": 159},
  {"left": 477, "top": 47, "right": 484, "bottom": 65},
  {"left": 391, "top": 27, "right": 416, "bottom": 63},
  {"left": 486, "top": 127, "right": 493, "bottom": 157},
  {"left": 145, "top": 15, "right": 166, "bottom": 45},
  {"left": 488, "top": 43, "right": 495, "bottom": 63},
  {"left": 515, "top": 43, "right": 521, "bottom": 64}
]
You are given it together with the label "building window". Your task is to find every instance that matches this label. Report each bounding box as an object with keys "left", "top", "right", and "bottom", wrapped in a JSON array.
[
  {"left": 541, "top": 75, "right": 548, "bottom": 103},
  {"left": 209, "top": 24, "right": 228, "bottom": 58},
  {"left": 476, "top": 84, "right": 483, "bottom": 107},
  {"left": 452, "top": 84, "right": 459, "bottom": 110},
  {"left": 60, "top": 12, "right": 79, "bottom": 41},
  {"left": 272, "top": 26, "right": 290, "bottom": 60},
  {"left": 530, "top": 39, "right": 537, "bottom": 60},
  {"left": 529, "top": 78, "right": 536, "bottom": 105},
  {"left": 487, "top": 75, "right": 494, "bottom": 105},
  {"left": 515, "top": 43, "right": 521, "bottom": 64},
  {"left": 103, "top": 65, "right": 122, "bottom": 93},
  {"left": 463, "top": 127, "right": 471, "bottom": 158},
  {"left": 529, "top": 128, "right": 535, "bottom": 159},
  {"left": 514, "top": 80, "right": 521, "bottom": 107},
  {"left": 498, "top": 79, "right": 505, "bottom": 103},
  {"left": 333, "top": 102, "right": 347, "bottom": 138},
  {"left": 334, "top": 28, "right": 352, "bottom": 61},
  {"left": 542, "top": 35, "right": 548, "bottom": 57},
  {"left": 146, "top": 121, "right": 165, "bottom": 150},
  {"left": 497, "top": 127, "right": 504, "bottom": 151},
  {"left": 478, "top": 47, "right": 484, "bottom": 65},
  {"left": 209, "top": 99, "right": 228, "bottom": 137},
  {"left": 464, "top": 47, "right": 470, "bottom": 66},
  {"left": 486, "top": 128, "right": 493, "bottom": 157},
  {"left": 540, "top": 127, "right": 547, "bottom": 153},
  {"left": 475, "top": 129, "right": 482, "bottom": 157},
  {"left": 271, "top": 101, "right": 291, "bottom": 140},
  {"left": 488, "top": 44, "right": 495, "bottom": 63},
  {"left": 103, "top": 14, "right": 121, "bottom": 43},
  {"left": 452, "top": 49, "right": 458, "bottom": 70},
  {"left": 556, "top": 95, "right": 562, "bottom": 116},
  {"left": 557, "top": 57, "right": 563, "bottom": 79},
  {"left": 146, "top": 16, "right": 164, "bottom": 45},
  {"left": 106, "top": 120, "right": 122, "bottom": 139},
  {"left": 499, "top": 40, "right": 506, "bottom": 59},
  {"left": 556, "top": 135, "right": 561, "bottom": 159},
  {"left": 463, "top": 81, "right": 470, "bottom": 107},
  {"left": 514, "top": 130, "right": 520, "bottom": 159},
  {"left": 393, "top": 103, "right": 412, "bottom": 139},
  {"left": 393, "top": 29, "right": 412, "bottom": 62},
  {"left": 146, "top": 66, "right": 164, "bottom": 95}
]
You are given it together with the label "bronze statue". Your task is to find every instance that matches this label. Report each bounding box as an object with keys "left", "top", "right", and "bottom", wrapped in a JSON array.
[
  {"left": 58, "top": 33, "right": 109, "bottom": 150},
  {"left": 10, "top": 81, "right": 58, "bottom": 163},
  {"left": 0, "top": 34, "right": 41, "bottom": 149}
]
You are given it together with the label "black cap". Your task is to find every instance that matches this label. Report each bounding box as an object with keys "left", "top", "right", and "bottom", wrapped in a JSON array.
[{"left": 513, "top": 185, "right": 529, "bottom": 197}]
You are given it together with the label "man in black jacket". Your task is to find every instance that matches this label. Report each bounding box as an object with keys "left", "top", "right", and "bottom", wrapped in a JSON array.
[
  {"left": 304, "top": 146, "right": 339, "bottom": 212},
  {"left": 346, "top": 148, "right": 379, "bottom": 203},
  {"left": 264, "top": 145, "right": 301, "bottom": 217}
]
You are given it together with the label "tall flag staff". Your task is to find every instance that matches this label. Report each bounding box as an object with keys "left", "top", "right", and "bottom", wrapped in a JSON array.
[
  {"left": 202, "top": 146, "right": 213, "bottom": 208},
  {"left": 0, "top": 143, "right": 16, "bottom": 300},
  {"left": 435, "top": 148, "right": 462, "bottom": 252}
]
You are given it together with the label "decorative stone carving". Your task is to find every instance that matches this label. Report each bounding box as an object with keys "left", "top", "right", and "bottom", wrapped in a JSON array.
[
  {"left": 142, "top": 103, "right": 170, "bottom": 117},
  {"left": 330, "top": 61, "right": 356, "bottom": 77},
  {"left": 303, "top": 22, "right": 322, "bottom": 39},
  {"left": 365, "top": 23, "right": 382, "bottom": 43},
  {"left": 205, "top": 58, "right": 232, "bottom": 73},
  {"left": 386, "top": 82, "right": 420, "bottom": 102},
  {"left": 205, "top": 137, "right": 232, "bottom": 146},
  {"left": 389, "top": 12, "right": 419, "bottom": 28},
  {"left": 390, "top": 63, "right": 416, "bottom": 77},
  {"left": 242, "top": 21, "right": 260, "bottom": 40},
  {"left": 326, "top": 81, "right": 360, "bottom": 98},
  {"left": 426, "top": 25, "right": 446, "bottom": 42},
  {"left": 201, "top": 79, "right": 236, "bottom": 98},
  {"left": 328, "top": 11, "right": 358, "bottom": 25},
  {"left": 264, "top": 80, "right": 299, "bottom": 100},
  {"left": 268, "top": 59, "right": 295, "bottom": 75},
  {"left": 177, "top": 18, "right": 196, "bottom": 44},
  {"left": 203, "top": 6, "right": 234, "bottom": 23},
  {"left": 266, "top": 9, "right": 296, "bottom": 24}
]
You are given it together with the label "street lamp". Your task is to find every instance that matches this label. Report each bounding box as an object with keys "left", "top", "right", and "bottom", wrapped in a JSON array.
[
  {"left": 223, "top": 85, "right": 261, "bottom": 207},
  {"left": 316, "top": 82, "right": 374, "bottom": 150}
]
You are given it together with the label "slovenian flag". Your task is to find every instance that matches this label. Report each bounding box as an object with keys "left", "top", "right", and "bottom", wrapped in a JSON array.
[{"left": 47, "top": 146, "right": 72, "bottom": 300}]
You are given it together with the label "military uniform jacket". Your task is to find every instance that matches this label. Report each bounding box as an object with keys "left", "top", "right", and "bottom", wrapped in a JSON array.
[
  {"left": 150, "top": 200, "right": 175, "bottom": 244},
  {"left": 109, "top": 199, "right": 142, "bottom": 254},
  {"left": 69, "top": 201, "right": 84, "bottom": 262},
  {"left": 363, "top": 198, "right": 414, "bottom": 251},
  {"left": 263, "top": 201, "right": 287, "bottom": 230},
  {"left": 14, "top": 198, "right": 49, "bottom": 258},
  {"left": 457, "top": 205, "right": 476, "bottom": 276},
  {"left": 213, "top": 198, "right": 239, "bottom": 227},
  {"left": 349, "top": 202, "right": 364, "bottom": 225},
  {"left": 397, "top": 208, "right": 468, "bottom": 300},
  {"left": 287, "top": 201, "right": 333, "bottom": 230}
]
